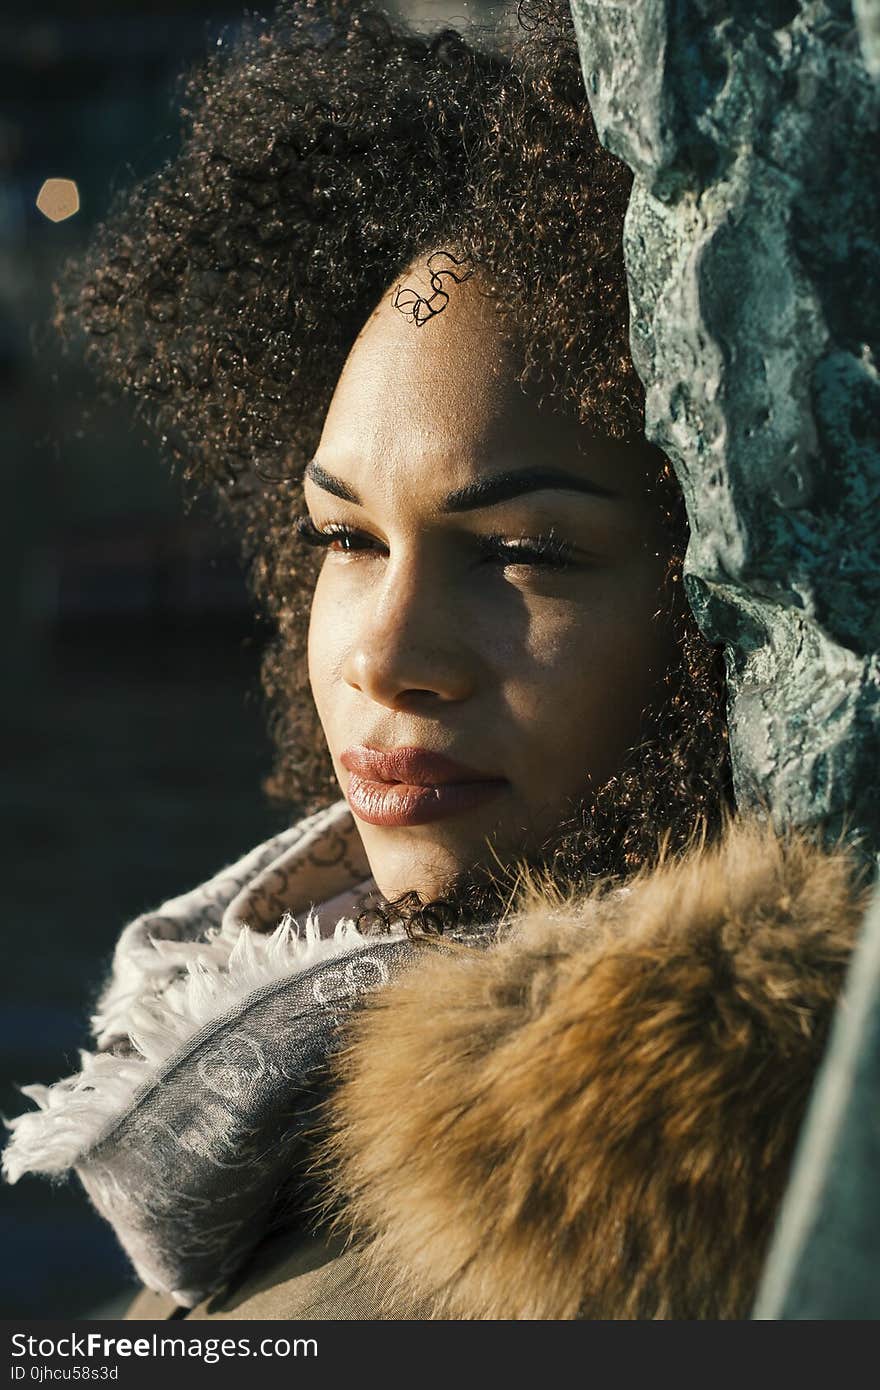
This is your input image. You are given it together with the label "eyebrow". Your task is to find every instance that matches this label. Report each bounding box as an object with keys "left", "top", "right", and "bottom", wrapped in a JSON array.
[{"left": 303, "top": 458, "right": 616, "bottom": 509}]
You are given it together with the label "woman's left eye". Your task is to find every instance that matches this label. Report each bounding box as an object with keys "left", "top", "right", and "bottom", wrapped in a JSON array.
[
  {"left": 480, "top": 533, "right": 576, "bottom": 569},
  {"left": 292, "top": 514, "right": 576, "bottom": 569}
]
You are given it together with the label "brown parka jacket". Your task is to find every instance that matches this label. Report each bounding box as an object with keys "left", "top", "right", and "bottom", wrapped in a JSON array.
[{"left": 4, "top": 801, "right": 865, "bottom": 1320}]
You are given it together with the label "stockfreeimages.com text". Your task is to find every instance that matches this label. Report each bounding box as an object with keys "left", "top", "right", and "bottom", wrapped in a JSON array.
[{"left": 11, "top": 1334, "right": 315, "bottom": 1365}]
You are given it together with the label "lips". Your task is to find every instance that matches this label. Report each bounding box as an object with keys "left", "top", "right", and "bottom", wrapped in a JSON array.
[
  {"left": 340, "top": 746, "right": 509, "bottom": 828},
  {"left": 340, "top": 746, "right": 503, "bottom": 787}
]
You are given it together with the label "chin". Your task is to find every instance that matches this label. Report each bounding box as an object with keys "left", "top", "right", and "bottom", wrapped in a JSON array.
[
  {"left": 360, "top": 802, "right": 539, "bottom": 908},
  {"left": 375, "top": 867, "right": 460, "bottom": 906},
  {"left": 370, "top": 846, "right": 474, "bottom": 906}
]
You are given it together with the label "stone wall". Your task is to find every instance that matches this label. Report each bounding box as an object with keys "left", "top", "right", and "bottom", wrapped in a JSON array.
[
  {"left": 568, "top": 0, "right": 880, "bottom": 1316},
  {"left": 570, "top": 0, "right": 880, "bottom": 857}
]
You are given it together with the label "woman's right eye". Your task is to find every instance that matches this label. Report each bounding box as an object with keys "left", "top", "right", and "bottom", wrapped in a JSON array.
[{"left": 293, "top": 514, "right": 382, "bottom": 555}]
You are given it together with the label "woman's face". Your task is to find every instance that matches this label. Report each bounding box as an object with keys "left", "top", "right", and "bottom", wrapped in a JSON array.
[{"left": 305, "top": 263, "right": 677, "bottom": 903}]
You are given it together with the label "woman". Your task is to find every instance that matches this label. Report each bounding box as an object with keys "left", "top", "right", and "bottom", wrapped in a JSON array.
[{"left": 3, "top": 0, "right": 865, "bottom": 1319}]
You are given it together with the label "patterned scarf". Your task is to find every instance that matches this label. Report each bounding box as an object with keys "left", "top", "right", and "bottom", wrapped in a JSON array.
[{"left": 2, "top": 800, "right": 447, "bottom": 1305}]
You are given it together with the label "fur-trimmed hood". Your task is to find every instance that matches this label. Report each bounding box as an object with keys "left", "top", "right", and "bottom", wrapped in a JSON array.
[
  {"left": 2, "top": 806, "right": 867, "bottom": 1319},
  {"left": 320, "top": 821, "right": 865, "bottom": 1319}
]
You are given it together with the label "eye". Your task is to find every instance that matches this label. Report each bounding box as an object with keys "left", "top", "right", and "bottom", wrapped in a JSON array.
[
  {"left": 480, "top": 532, "right": 576, "bottom": 570},
  {"left": 292, "top": 514, "right": 577, "bottom": 570},
  {"left": 292, "top": 515, "right": 385, "bottom": 556}
]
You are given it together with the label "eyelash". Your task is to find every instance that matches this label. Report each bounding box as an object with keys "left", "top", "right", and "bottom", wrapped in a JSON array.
[{"left": 291, "top": 514, "right": 577, "bottom": 570}]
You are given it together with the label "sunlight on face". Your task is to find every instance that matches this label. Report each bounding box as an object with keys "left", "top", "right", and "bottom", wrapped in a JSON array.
[{"left": 304, "top": 261, "right": 676, "bottom": 902}]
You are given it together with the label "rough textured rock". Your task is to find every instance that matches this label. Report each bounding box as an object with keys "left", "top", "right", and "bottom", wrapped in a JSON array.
[
  {"left": 570, "top": 0, "right": 880, "bottom": 856},
  {"left": 855, "top": 0, "right": 880, "bottom": 73},
  {"left": 569, "top": 0, "right": 880, "bottom": 1321}
]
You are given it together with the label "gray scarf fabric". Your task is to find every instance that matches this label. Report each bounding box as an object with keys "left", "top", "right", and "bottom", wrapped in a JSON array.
[
  {"left": 2, "top": 799, "right": 477, "bottom": 1306},
  {"left": 80, "top": 939, "right": 417, "bottom": 1306}
]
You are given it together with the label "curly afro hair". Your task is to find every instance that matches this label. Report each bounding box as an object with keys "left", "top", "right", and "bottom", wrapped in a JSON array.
[{"left": 56, "top": 0, "right": 731, "bottom": 926}]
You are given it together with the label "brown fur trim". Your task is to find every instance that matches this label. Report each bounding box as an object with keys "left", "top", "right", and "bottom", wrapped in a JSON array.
[{"left": 317, "top": 821, "right": 867, "bottom": 1319}]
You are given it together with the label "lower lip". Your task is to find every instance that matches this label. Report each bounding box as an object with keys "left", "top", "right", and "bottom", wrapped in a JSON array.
[{"left": 346, "top": 773, "right": 508, "bottom": 827}]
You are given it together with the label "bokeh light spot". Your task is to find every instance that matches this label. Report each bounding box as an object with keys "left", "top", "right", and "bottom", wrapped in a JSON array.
[{"left": 36, "top": 178, "right": 80, "bottom": 223}]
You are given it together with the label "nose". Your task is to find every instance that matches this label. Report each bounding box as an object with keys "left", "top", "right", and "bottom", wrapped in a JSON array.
[{"left": 341, "top": 550, "right": 476, "bottom": 709}]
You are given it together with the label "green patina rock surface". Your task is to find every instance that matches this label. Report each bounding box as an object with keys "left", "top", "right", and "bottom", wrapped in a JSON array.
[
  {"left": 570, "top": 0, "right": 880, "bottom": 853},
  {"left": 855, "top": 0, "right": 880, "bottom": 72},
  {"left": 569, "top": 0, "right": 880, "bottom": 1319}
]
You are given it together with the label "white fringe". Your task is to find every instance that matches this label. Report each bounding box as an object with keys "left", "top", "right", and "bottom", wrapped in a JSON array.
[{"left": 2, "top": 909, "right": 402, "bottom": 1185}]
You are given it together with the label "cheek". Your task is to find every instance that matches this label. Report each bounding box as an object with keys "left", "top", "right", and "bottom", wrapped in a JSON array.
[
  {"left": 306, "top": 574, "right": 343, "bottom": 720},
  {"left": 499, "top": 567, "right": 675, "bottom": 788}
]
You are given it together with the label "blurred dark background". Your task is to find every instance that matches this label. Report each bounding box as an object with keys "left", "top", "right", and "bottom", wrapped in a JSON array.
[{"left": 1, "top": 0, "right": 507, "bottom": 1319}]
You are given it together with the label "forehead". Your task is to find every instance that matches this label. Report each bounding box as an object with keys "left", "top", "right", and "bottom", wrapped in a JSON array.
[
  {"left": 322, "top": 263, "right": 511, "bottom": 454},
  {"left": 314, "top": 263, "right": 655, "bottom": 505}
]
